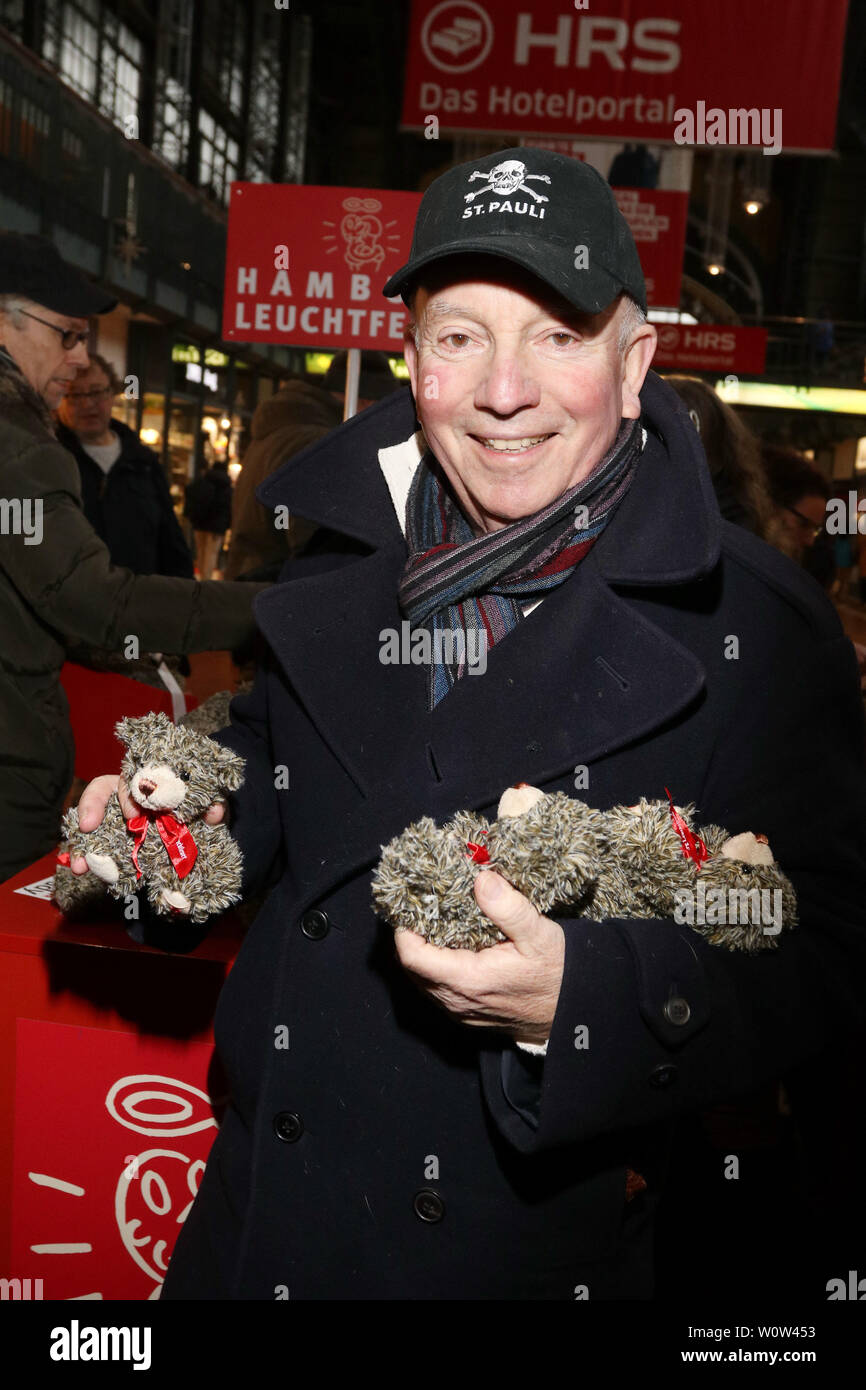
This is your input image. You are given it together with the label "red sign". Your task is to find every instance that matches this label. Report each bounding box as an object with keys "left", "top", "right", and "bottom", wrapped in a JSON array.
[
  {"left": 614, "top": 188, "right": 687, "bottom": 309},
  {"left": 11, "top": 1019, "right": 219, "bottom": 1300},
  {"left": 223, "top": 184, "right": 423, "bottom": 350},
  {"left": 401, "top": 0, "right": 848, "bottom": 151},
  {"left": 653, "top": 323, "right": 768, "bottom": 374}
]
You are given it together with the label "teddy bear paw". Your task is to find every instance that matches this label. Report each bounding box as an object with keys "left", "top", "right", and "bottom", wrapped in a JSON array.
[
  {"left": 85, "top": 851, "right": 120, "bottom": 884},
  {"left": 160, "top": 888, "right": 192, "bottom": 914}
]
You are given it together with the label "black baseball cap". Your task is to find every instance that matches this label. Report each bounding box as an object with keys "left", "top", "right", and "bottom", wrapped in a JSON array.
[
  {"left": 383, "top": 147, "right": 646, "bottom": 315},
  {"left": 0, "top": 232, "right": 117, "bottom": 316}
]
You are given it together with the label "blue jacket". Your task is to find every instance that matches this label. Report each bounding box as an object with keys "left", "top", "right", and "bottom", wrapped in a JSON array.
[{"left": 160, "top": 374, "right": 866, "bottom": 1300}]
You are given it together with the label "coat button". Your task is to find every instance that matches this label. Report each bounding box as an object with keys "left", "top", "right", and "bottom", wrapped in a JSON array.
[
  {"left": 663, "top": 996, "right": 691, "bottom": 1026},
  {"left": 300, "top": 909, "right": 329, "bottom": 940},
  {"left": 648, "top": 1064, "right": 678, "bottom": 1089},
  {"left": 273, "top": 1111, "right": 304, "bottom": 1142},
  {"left": 413, "top": 1188, "right": 444, "bottom": 1223}
]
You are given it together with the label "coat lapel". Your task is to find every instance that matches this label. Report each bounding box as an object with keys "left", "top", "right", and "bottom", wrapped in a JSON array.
[{"left": 253, "top": 373, "right": 722, "bottom": 903}]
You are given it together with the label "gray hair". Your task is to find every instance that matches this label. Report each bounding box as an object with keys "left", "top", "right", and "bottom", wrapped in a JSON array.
[
  {"left": 0, "top": 294, "right": 27, "bottom": 327},
  {"left": 616, "top": 294, "right": 647, "bottom": 352}
]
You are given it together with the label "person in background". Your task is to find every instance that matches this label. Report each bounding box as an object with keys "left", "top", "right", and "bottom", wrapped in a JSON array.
[
  {"left": 0, "top": 232, "right": 267, "bottom": 882},
  {"left": 666, "top": 376, "right": 779, "bottom": 542},
  {"left": 827, "top": 492, "right": 859, "bottom": 602},
  {"left": 56, "top": 354, "right": 194, "bottom": 578},
  {"left": 810, "top": 307, "right": 835, "bottom": 373},
  {"left": 762, "top": 445, "right": 834, "bottom": 587},
  {"left": 184, "top": 457, "right": 233, "bottom": 579},
  {"left": 608, "top": 143, "right": 660, "bottom": 189},
  {"left": 225, "top": 376, "right": 342, "bottom": 581},
  {"left": 226, "top": 353, "right": 401, "bottom": 582}
]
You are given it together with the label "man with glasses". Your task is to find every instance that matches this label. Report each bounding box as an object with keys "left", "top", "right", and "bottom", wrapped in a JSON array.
[
  {"left": 0, "top": 232, "right": 267, "bottom": 883},
  {"left": 57, "top": 353, "right": 194, "bottom": 579},
  {"left": 762, "top": 445, "right": 835, "bottom": 588}
]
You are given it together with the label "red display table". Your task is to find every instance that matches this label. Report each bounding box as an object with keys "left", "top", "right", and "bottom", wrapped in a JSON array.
[
  {"left": 60, "top": 663, "right": 200, "bottom": 784},
  {"left": 0, "top": 852, "right": 242, "bottom": 1301}
]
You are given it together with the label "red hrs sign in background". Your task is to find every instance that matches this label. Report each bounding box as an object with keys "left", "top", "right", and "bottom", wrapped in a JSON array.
[
  {"left": 223, "top": 184, "right": 423, "bottom": 351},
  {"left": 653, "top": 323, "right": 768, "bottom": 374},
  {"left": 402, "top": 0, "right": 849, "bottom": 151}
]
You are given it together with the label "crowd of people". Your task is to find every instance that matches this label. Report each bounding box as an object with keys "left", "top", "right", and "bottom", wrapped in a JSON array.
[{"left": 0, "top": 230, "right": 410, "bottom": 885}]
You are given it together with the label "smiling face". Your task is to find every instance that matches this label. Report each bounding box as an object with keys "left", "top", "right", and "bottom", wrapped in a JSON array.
[{"left": 403, "top": 258, "right": 657, "bottom": 534}]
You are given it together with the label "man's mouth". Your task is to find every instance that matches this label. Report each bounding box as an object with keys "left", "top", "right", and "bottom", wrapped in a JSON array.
[{"left": 476, "top": 434, "right": 554, "bottom": 454}]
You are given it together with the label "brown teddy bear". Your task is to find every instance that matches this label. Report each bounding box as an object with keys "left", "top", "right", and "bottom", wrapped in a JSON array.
[
  {"left": 54, "top": 712, "right": 245, "bottom": 925},
  {"left": 372, "top": 784, "right": 797, "bottom": 952}
]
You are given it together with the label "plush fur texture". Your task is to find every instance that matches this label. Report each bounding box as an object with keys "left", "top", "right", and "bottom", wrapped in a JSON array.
[
  {"left": 371, "top": 789, "right": 798, "bottom": 952},
  {"left": 53, "top": 712, "right": 245, "bottom": 925},
  {"left": 179, "top": 683, "right": 252, "bottom": 738}
]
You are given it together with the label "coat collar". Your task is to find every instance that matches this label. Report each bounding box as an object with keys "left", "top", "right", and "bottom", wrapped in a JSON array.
[
  {"left": 252, "top": 370, "right": 722, "bottom": 908},
  {"left": 256, "top": 370, "right": 721, "bottom": 585},
  {"left": 0, "top": 345, "right": 55, "bottom": 438}
]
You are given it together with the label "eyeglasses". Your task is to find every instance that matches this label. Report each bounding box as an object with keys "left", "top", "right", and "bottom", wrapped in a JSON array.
[
  {"left": 65, "top": 386, "right": 113, "bottom": 401},
  {"left": 785, "top": 506, "right": 824, "bottom": 541},
  {"left": 18, "top": 309, "right": 89, "bottom": 350}
]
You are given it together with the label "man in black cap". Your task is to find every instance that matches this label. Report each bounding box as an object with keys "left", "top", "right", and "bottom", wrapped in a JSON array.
[
  {"left": 73, "top": 150, "right": 866, "bottom": 1300},
  {"left": 0, "top": 234, "right": 267, "bottom": 882}
]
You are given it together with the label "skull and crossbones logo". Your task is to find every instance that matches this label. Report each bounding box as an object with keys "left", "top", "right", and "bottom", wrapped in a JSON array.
[{"left": 464, "top": 159, "right": 551, "bottom": 204}]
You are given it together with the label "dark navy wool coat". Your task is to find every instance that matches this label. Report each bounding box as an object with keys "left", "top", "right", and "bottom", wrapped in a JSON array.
[{"left": 160, "top": 374, "right": 866, "bottom": 1300}]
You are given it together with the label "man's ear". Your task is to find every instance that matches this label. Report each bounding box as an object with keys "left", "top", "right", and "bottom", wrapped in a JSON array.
[{"left": 620, "top": 322, "right": 657, "bottom": 419}]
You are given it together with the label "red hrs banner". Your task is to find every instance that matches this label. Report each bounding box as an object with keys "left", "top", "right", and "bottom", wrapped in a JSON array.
[
  {"left": 223, "top": 184, "right": 423, "bottom": 351},
  {"left": 11, "top": 1019, "right": 219, "bottom": 1300},
  {"left": 653, "top": 323, "right": 768, "bottom": 374},
  {"left": 402, "top": 0, "right": 849, "bottom": 151}
]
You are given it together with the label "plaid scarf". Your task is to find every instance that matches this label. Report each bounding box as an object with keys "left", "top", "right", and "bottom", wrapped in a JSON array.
[{"left": 399, "top": 417, "right": 643, "bottom": 708}]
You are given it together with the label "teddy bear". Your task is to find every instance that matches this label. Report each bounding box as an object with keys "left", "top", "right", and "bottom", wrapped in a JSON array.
[
  {"left": 53, "top": 712, "right": 245, "bottom": 925},
  {"left": 371, "top": 784, "right": 798, "bottom": 953}
]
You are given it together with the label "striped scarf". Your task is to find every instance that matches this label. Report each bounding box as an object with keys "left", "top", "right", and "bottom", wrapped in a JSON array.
[{"left": 399, "top": 417, "right": 643, "bottom": 708}]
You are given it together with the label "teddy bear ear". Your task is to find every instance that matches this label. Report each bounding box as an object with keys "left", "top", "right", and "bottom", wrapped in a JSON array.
[
  {"left": 115, "top": 716, "right": 136, "bottom": 748},
  {"left": 497, "top": 785, "right": 545, "bottom": 819},
  {"left": 213, "top": 743, "right": 245, "bottom": 792},
  {"left": 720, "top": 832, "right": 776, "bottom": 866}
]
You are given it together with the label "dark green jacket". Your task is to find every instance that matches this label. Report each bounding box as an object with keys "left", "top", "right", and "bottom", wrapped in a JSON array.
[{"left": 0, "top": 350, "right": 266, "bottom": 883}]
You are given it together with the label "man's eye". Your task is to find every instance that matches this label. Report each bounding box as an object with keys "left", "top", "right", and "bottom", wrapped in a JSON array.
[
  {"left": 548, "top": 331, "right": 577, "bottom": 347},
  {"left": 442, "top": 332, "right": 471, "bottom": 348}
]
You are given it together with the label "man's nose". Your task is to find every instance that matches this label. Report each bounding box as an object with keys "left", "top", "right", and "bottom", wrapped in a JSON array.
[
  {"left": 68, "top": 340, "right": 90, "bottom": 369},
  {"left": 473, "top": 347, "right": 540, "bottom": 415}
]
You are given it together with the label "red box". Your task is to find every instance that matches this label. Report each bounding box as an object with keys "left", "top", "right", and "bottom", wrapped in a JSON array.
[{"left": 0, "top": 852, "right": 241, "bottom": 1300}]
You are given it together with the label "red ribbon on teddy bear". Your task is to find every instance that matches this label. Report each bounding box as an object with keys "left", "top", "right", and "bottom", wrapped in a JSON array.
[{"left": 127, "top": 812, "right": 198, "bottom": 880}]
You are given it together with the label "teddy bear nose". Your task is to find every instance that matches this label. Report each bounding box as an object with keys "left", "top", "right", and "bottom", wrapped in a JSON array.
[{"left": 138, "top": 779, "right": 156, "bottom": 797}]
